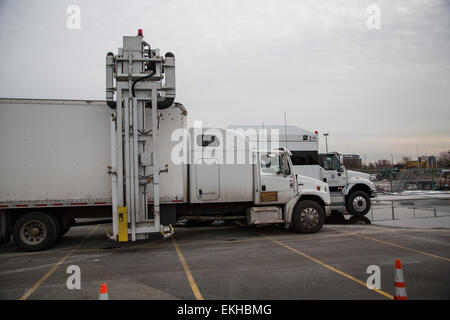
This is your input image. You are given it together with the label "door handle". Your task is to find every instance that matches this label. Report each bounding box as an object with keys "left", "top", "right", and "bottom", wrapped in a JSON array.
[{"left": 262, "top": 185, "right": 266, "bottom": 191}]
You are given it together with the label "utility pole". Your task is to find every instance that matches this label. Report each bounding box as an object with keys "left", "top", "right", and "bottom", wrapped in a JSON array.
[
  {"left": 283, "top": 112, "right": 288, "bottom": 149},
  {"left": 323, "top": 133, "right": 329, "bottom": 153}
]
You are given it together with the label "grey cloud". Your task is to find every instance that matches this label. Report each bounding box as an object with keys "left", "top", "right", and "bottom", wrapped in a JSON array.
[{"left": 0, "top": 0, "right": 448, "bottom": 162}]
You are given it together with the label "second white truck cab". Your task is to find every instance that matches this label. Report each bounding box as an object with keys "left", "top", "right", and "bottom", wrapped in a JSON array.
[
  {"left": 227, "top": 125, "right": 376, "bottom": 217},
  {"left": 318, "top": 152, "right": 376, "bottom": 215}
]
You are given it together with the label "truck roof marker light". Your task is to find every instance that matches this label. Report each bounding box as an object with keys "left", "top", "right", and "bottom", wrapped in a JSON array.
[{"left": 138, "top": 29, "right": 143, "bottom": 37}]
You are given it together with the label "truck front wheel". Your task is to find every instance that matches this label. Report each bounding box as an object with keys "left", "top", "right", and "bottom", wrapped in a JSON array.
[
  {"left": 12, "top": 212, "right": 58, "bottom": 252},
  {"left": 346, "top": 191, "right": 371, "bottom": 217},
  {"left": 292, "top": 200, "right": 325, "bottom": 234}
]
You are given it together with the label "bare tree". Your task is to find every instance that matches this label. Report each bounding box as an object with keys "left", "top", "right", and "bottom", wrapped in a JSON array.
[
  {"left": 401, "top": 156, "right": 411, "bottom": 164},
  {"left": 375, "top": 159, "right": 391, "bottom": 168},
  {"left": 437, "top": 151, "right": 450, "bottom": 168}
]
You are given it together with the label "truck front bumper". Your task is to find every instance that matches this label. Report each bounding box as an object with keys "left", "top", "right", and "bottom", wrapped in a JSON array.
[{"left": 324, "top": 205, "right": 331, "bottom": 216}]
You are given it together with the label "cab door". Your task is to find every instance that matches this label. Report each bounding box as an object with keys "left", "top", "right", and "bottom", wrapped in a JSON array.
[
  {"left": 256, "top": 153, "right": 295, "bottom": 205},
  {"left": 319, "top": 153, "right": 346, "bottom": 205},
  {"left": 319, "top": 154, "right": 346, "bottom": 187}
]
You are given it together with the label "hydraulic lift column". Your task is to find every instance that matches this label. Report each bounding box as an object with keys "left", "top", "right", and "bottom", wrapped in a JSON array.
[{"left": 106, "top": 29, "right": 176, "bottom": 241}]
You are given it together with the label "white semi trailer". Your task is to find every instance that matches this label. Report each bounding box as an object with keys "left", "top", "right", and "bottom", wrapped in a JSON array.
[
  {"left": 0, "top": 31, "right": 330, "bottom": 251},
  {"left": 228, "top": 125, "right": 376, "bottom": 216}
]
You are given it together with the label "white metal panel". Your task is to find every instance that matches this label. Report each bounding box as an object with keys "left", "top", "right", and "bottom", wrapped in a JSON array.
[
  {"left": 218, "top": 164, "right": 253, "bottom": 202},
  {"left": 187, "top": 127, "right": 253, "bottom": 204},
  {"left": 0, "top": 99, "right": 111, "bottom": 202},
  {"left": 227, "top": 125, "right": 319, "bottom": 151},
  {"left": 293, "top": 165, "right": 322, "bottom": 180},
  {"left": 189, "top": 163, "right": 253, "bottom": 203},
  {"left": 142, "top": 104, "right": 187, "bottom": 203},
  {"left": 195, "top": 159, "right": 220, "bottom": 201}
]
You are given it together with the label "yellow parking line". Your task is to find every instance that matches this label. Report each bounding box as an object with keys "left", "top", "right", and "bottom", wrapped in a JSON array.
[
  {"left": 172, "top": 237, "right": 204, "bottom": 300},
  {"left": 19, "top": 225, "right": 100, "bottom": 300},
  {"left": 346, "top": 232, "right": 450, "bottom": 263},
  {"left": 263, "top": 234, "right": 393, "bottom": 300}
]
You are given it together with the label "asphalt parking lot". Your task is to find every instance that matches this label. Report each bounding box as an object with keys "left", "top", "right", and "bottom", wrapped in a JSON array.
[{"left": 1, "top": 215, "right": 449, "bottom": 300}]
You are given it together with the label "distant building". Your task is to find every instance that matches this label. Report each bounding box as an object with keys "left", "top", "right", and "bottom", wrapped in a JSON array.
[
  {"left": 342, "top": 154, "right": 362, "bottom": 169},
  {"left": 418, "top": 155, "right": 437, "bottom": 168}
]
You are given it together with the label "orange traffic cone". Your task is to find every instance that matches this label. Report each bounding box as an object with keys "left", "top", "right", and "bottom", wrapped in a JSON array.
[
  {"left": 99, "top": 283, "right": 109, "bottom": 300},
  {"left": 394, "top": 259, "right": 408, "bottom": 300}
]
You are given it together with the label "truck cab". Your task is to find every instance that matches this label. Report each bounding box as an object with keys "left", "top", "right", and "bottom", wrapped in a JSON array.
[{"left": 319, "top": 152, "right": 376, "bottom": 216}]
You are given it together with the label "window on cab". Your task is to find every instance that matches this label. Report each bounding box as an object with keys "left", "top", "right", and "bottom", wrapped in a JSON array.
[
  {"left": 198, "top": 134, "right": 219, "bottom": 147},
  {"left": 260, "top": 154, "right": 290, "bottom": 176},
  {"left": 290, "top": 151, "right": 319, "bottom": 166},
  {"left": 260, "top": 154, "right": 281, "bottom": 175},
  {"left": 319, "top": 154, "right": 340, "bottom": 171}
]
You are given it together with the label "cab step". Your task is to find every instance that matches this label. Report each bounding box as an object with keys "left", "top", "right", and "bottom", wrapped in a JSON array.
[{"left": 247, "top": 206, "right": 284, "bottom": 225}]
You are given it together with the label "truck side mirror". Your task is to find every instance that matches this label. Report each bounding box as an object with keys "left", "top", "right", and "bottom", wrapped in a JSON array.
[{"left": 338, "top": 165, "right": 345, "bottom": 173}]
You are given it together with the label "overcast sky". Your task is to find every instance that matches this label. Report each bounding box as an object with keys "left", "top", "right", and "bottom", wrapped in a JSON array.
[{"left": 0, "top": 0, "right": 449, "bottom": 162}]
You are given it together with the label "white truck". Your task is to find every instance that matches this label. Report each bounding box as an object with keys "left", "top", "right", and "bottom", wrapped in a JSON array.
[
  {"left": 228, "top": 125, "right": 377, "bottom": 216},
  {"left": 0, "top": 31, "right": 330, "bottom": 251}
]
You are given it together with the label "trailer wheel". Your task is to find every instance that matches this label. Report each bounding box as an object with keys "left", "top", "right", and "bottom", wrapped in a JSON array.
[
  {"left": 12, "top": 212, "right": 58, "bottom": 252},
  {"left": 292, "top": 200, "right": 325, "bottom": 234},
  {"left": 346, "top": 191, "right": 371, "bottom": 217},
  {"left": 48, "top": 215, "right": 61, "bottom": 244}
]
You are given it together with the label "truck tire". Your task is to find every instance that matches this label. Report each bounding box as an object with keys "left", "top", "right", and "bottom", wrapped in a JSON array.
[
  {"left": 12, "top": 212, "right": 58, "bottom": 252},
  {"left": 346, "top": 191, "right": 370, "bottom": 217},
  {"left": 49, "top": 215, "right": 61, "bottom": 244},
  {"left": 292, "top": 200, "right": 325, "bottom": 234}
]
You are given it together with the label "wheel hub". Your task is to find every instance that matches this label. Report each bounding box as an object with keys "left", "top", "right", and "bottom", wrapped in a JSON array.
[
  {"left": 353, "top": 196, "right": 367, "bottom": 212},
  {"left": 20, "top": 220, "right": 47, "bottom": 245},
  {"left": 300, "top": 208, "right": 319, "bottom": 228},
  {"left": 31, "top": 227, "right": 40, "bottom": 236}
]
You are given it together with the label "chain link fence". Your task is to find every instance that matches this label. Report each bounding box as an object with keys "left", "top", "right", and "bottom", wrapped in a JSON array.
[
  {"left": 368, "top": 198, "right": 450, "bottom": 223},
  {"left": 358, "top": 168, "right": 450, "bottom": 194}
]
